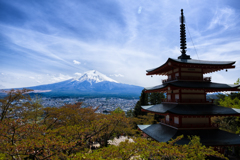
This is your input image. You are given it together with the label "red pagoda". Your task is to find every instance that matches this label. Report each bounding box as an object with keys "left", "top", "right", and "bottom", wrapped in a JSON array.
[{"left": 138, "top": 9, "right": 240, "bottom": 148}]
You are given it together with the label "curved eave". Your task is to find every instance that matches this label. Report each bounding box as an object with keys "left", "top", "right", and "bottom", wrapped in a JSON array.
[
  {"left": 138, "top": 124, "right": 240, "bottom": 146},
  {"left": 145, "top": 82, "right": 240, "bottom": 93},
  {"left": 146, "top": 58, "right": 236, "bottom": 75},
  {"left": 141, "top": 104, "right": 240, "bottom": 116},
  {"left": 146, "top": 58, "right": 170, "bottom": 76}
]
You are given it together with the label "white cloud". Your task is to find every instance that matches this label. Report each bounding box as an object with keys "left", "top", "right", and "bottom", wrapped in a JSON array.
[
  {"left": 207, "top": 7, "right": 236, "bottom": 30},
  {"left": 110, "top": 74, "right": 124, "bottom": 77},
  {"left": 1, "top": 1, "right": 240, "bottom": 89},
  {"left": 50, "top": 73, "right": 72, "bottom": 82},
  {"left": 138, "top": 6, "right": 142, "bottom": 14},
  {"left": 73, "top": 60, "right": 81, "bottom": 65},
  {"left": 74, "top": 72, "right": 82, "bottom": 77}
]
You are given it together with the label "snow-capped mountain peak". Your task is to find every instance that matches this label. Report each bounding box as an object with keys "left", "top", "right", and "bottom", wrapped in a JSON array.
[{"left": 73, "top": 70, "right": 118, "bottom": 84}]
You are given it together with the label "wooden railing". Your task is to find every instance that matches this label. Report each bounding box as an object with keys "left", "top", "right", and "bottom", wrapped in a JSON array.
[
  {"left": 162, "top": 76, "right": 211, "bottom": 84},
  {"left": 173, "top": 123, "right": 219, "bottom": 128},
  {"left": 160, "top": 119, "right": 219, "bottom": 128},
  {"left": 162, "top": 99, "right": 214, "bottom": 104}
]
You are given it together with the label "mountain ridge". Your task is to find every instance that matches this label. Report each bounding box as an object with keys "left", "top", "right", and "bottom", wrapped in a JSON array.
[{"left": 19, "top": 70, "right": 143, "bottom": 98}]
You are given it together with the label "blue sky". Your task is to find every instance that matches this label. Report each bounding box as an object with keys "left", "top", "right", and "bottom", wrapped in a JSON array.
[{"left": 1, "top": 0, "right": 240, "bottom": 88}]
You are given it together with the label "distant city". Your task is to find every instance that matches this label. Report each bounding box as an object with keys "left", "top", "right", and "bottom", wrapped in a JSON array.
[{"left": 32, "top": 97, "right": 138, "bottom": 113}]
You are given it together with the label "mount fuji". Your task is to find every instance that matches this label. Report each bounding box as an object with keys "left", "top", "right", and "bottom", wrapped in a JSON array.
[{"left": 24, "top": 70, "right": 143, "bottom": 98}]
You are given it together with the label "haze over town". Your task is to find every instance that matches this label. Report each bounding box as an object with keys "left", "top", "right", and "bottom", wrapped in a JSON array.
[{"left": 1, "top": 0, "right": 240, "bottom": 89}]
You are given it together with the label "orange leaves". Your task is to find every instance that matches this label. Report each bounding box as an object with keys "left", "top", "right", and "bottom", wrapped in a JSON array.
[
  {"left": 0, "top": 89, "right": 32, "bottom": 121},
  {"left": 0, "top": 89, "right": 227, "bottom": 159},
  {"left": 78, "top": 136, "right": 227, "bottom": 160}
]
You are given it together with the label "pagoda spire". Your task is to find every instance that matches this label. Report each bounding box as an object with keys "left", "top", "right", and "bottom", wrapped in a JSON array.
[{"left": 178, "top": 9, "right": 191, "bottom": 59}]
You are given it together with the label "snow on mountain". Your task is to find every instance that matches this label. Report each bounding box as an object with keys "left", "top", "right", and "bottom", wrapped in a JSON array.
[
  {"left": 73, "top": 70, "right": 118, "bottom": 84},
  {"left": 7, "top": 70, "right": 143, "bottom": 98}
]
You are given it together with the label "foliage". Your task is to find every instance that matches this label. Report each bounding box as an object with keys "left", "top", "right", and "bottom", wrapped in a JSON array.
[
  {"left": 149, "top": 92, "right": 165, "bottom": 105},
  {"left": 112, "top": 107, "right": 124, "bottom": 114},
  {"left": 214, "top": 79, "right": 240, "bottom": 105},
  {"left": 219, "top": 96, "right": 240, "bottom": 109},
  {"left": 212, "top": 94, "right": 240, "bottom": 133},
  {"left": 133, "top": 100, "right": 143, "bottom": 117},
  {"left": 125, "top": 109, "right": 134, "bottom": 118},
  {"left": 133, "top": 90, "right": 165, "bottom": 128},
  {"left": 211, "top": 78, "right": 240, "bottom": 158},
  {"left": 76, "top": 135, "right": 226, "bottom": 160},
  {"left": 140, "top": 89, "right": 148, "bottom": 106},
  {"left": 0, "top": 89, "right": 134, "bottom": 159},
  {"left": 0, "top": 89, "right": 226, "bottom": 159},
  {"left": 135, "top": 113, "right": 157, "bottom": 125},
  {"left": 214, "top": 93, "right": 226, "bottom": 105},
  {"left": 133, "top": 90, "right": 148, "bottom": 117},
  {"left": 133, "top": 90, "right": 165, "bottom": 118},
  {"left": 212, "top": 82, "right": 240, "bottom": 134},
  {"left": 234, "top": 78, "right": 240, "bottom": 85},
  {"left": 149, "top": 92, "right": 166, "bottom": 122},
  {"left": 0, "top": 89, "right": 32, "bottom": 121}
]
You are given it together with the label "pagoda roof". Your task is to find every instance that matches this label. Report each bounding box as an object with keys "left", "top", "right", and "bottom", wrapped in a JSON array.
[
  {"left": 142, "top": 103, "right": 240, "bottom": 116},
  {"left": 138, "top": 123, "right": 240, "bottom": 146},
  {"left": 145, "top": 81, "right": 240, "bottom": 93},
  {"left": 171, "top": 58, "right": 235, "bottom": 65},
  {"left": 147, "top": 58, "right": 236, "bottom": 75}
]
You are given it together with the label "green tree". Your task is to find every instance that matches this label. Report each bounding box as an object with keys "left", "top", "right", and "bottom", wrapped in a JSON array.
[
  {"left": 77, "top": 136, "right": 226, "bottom": 160},
  {"left": 112, "top": 107, "right": 124, "bottom": 114},
  {"left": 140, "top": 89, "right": 148, "bottom": 105},
  {"left": 0, "top": 89, "right": 32, "bottom": 121},
  {"left": 0, "top": 89, "right": 227, "bottom": 159},
  {"left": 149, "top": 92, "right": 165, "bottom": 122},
  {"left": 149, "top": 92, "right": 165, "bottom": 105},
  {"left": 25, "top": 96, "right": 44, "bottom": 124},
  {"left": 211, "top": 78, "right": 240, "bottom": 157},
  {"left": 219, "top": 96, "right": 240, "bottom": 109},
  {"left": 126, "top": 109, "right": 134, "bottom": 118},
  {"left": 214, "top": 93, "right": 226, "bottom": 105},
  {"left": 234, "top": 78, "right": 240, "bottom": 85},
  {"left": 0, "top": 90, "right": 134, "bottom": 159},
  {"left": 133, "top": 90, "right": 148, "bottom": 117}
]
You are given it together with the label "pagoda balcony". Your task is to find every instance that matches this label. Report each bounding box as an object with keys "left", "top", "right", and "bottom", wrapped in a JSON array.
[
  {"left": 162, "top": 99, "right": 214, "bottom": 104},
  {"left": 162, "top": 76, "right": 211, "bottom": 84}
]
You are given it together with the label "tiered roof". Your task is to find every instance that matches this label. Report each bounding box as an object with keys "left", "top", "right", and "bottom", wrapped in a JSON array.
[
  {"left": 146, "top": 58, "right": 236, "bottom": 75},
  {"left": 145, "top": 81, "right": 240, "bottom": 93},
  {"left": 141, "top": 103, "right": 240, "bottom": 116},
  {"left": 138, "top": 9, "right": 240, "bottom": 147},
  {"left": 138, "top": 124, "right": 240, "bottom": 146}
]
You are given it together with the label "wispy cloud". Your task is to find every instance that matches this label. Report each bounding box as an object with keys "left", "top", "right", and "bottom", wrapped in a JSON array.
[
  {"left": 207, "top": 7, "right": 236, "bottom": 30},
  {"left": 1, "top": 0, "right": 240, "bottom": 88},
  {"left": 74, "top": 72, "right": 82, "bottom": 77},
  {"left": 73, "top": 60, "right": 81, "bottom": 65},
  {"left": 110, "top": 74, "right": 124, "bottom": 77},
  {"left": 138, "top": 6, "right": 142, "bottom": 14}
]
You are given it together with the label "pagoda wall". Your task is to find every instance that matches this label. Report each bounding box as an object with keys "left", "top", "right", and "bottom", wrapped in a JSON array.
[
  {"left": 167, "top": 67, "right": 205, "bottom": 80},
  {"left": 163, "top": 114, "right": 211, "bottom": 128},
  {"left": 181, "top": 68, "right": 202, "bottom": 72},
  {"left": 181, "top": 72, "right": 202, "bottom": 78},
  {"left": 181, "top": 90, "right": 204, "bottom": 93},
  {"left": 181, "top": 94, "right": 205, "bottom": 99},
  {"left": 182, "top": 117, "right": 208, "bottom": 124},
  {"left": 167, "top": 89, "right": 206, "bottom": 102}
]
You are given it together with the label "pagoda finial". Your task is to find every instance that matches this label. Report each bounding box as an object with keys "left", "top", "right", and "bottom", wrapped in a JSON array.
[{"left": 178, "top": 9, "right": 191, "bottom": 59}]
